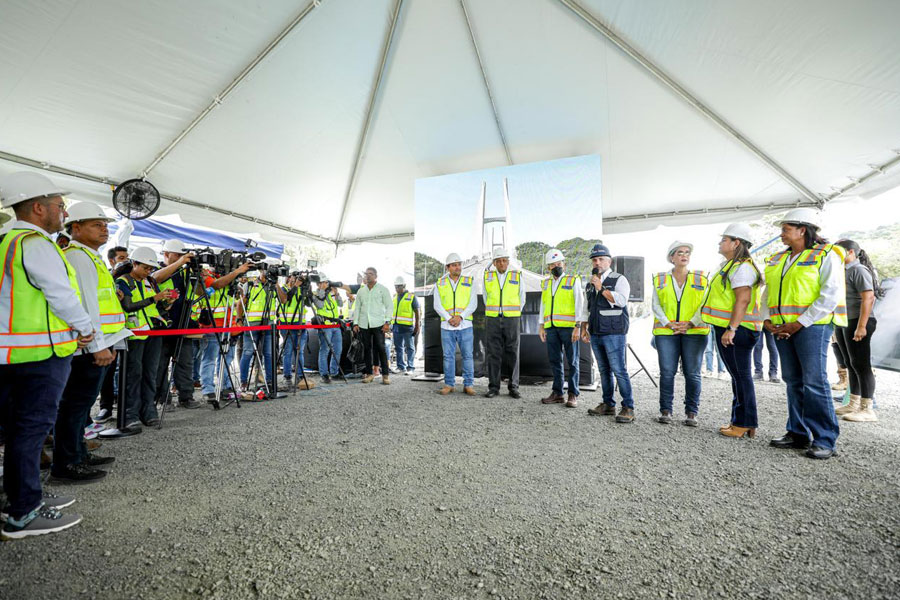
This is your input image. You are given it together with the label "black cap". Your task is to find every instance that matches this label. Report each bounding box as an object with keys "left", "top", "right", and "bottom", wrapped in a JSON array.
[{"left": 589, "top": 243, "right": 611, "bottom": 258}]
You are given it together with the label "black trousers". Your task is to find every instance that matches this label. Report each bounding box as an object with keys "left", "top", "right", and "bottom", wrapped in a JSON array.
[
  {"left": 834, "top": 318, "right": 877, "bottom": 398},
  {"left": 360, "top": 327, "right": 387, "bottom": 375},
  {"left": 99, "top": 360, "right": 116, "bottom": 411},
  {"left": 126, "top": 337, "right": 162, "bottom": 425},
  {"left": 53, "top": 354, "right": 109, "bottom": 471},
  {"left": 156, "top": 335, "right": 195, "bottom": 403},
  {"left": 485, "top": 316, "right": 520, "bottom": 392}
]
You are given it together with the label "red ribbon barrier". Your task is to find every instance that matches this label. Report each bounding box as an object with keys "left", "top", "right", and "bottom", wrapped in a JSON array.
[{"left": 141, "top": 323, "right": 340, "bottom": 337}]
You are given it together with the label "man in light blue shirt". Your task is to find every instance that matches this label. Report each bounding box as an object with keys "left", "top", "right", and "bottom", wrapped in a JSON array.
[{"left": 351, "top": 267, "right": 393, "bottom": 384}]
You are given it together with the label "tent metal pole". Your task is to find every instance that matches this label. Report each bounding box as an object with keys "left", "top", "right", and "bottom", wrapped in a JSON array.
[
  {"left": 334, "top": 0, "right": 405, "bottom": 244},
  {"left": 459, "top": 0, "right": 513, "bottom": 166},
  {"left": 555, "top": 0, "right": 823, "bottom": 207},
  {"left": 823, "top": 150, "right": 900, "bottom": 203},
  {"left": 601, "top": 200, "right": 819, "bottom": 224},
  {"left": 140, "top": 1, "right": 320, "bottom": 177},
  {"left": 0, "top": 150, "right": 334, "bottom": 244}
]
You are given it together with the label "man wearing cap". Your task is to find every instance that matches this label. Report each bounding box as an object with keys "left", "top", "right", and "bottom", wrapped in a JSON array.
[
  {"left": 762, "top": 208, "right": 846, "bottom": 459},
  {"left": 312, "top": 273, "right": 344, "bottom": 383},
  {"left": 391, "top": 277, "right": 419, "bottom": 375},
  {"left": 152, "top": 239, "right": 201, "bottom": 410},
  {"left": 583, "top": 243, "right": 635, "bottom": 422},
  {"left": 0, "top": 172, "right": 93, "bottom": 539},
  {"left": 433, "top": 253, "right": 478, "bottom": 395},
  {"left": 482, "top": 248, "right": 525, "bottom": 398},
  {"left": 50, "top": 202, "right": 130, "bottom": 483},
  {"left": 539, "top": 249, "right": 585, "bottom": 408}
]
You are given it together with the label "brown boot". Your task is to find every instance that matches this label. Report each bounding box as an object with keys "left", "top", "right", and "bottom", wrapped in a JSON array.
[
  {"left": 463, "top": 386, "right": 476, "bottom": 396},
  {"left": 361, "top": 374, "right": 374, "bottom": 384},
  {"left": 382, "top": 375, "right": 391, "bottom": 385},
  {"left": 439, "top": 385, "right": 454, "bottom": 395},
  {"left": 720, "top": 425, "right": 756, "bottom": 438},
  {"left": 541, "top": 392, "right": 564, "bottom": 404},
  {"left": 831, "top": 367, "right": 848, "bottom": 391},
  {"left": 587, "top": 403, "right": 616, "bottom": 416},
  {"left": 565, "top": 393, "right": 578, "bottom": 408},
  {"left": 615, "top": 407, "right": 635, "bottom": 423},
  {"left": 85, "top": 439, "right": 102, "bottom": 452}
]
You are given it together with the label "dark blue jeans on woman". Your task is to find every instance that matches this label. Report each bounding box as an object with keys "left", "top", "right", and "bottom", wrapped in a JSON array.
[
  {"left": 714, "top": 325, "right": 760, "bottom": 428},
  {"left": 655, "top": 334, "right": 706, "bottom": 415}
]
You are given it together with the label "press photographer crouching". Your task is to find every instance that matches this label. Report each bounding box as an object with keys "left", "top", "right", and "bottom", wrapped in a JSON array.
[{"left": 116, "top": 247, "right": 177, "bottom": 433}]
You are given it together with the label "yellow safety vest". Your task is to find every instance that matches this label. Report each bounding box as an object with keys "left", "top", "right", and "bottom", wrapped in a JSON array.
[
  {"left": 316, "top": 293, "right": 340, "bottom": 320},
  {"left": 118, "top": 275, "right": 160, "bottom": 340},
  {"left": 764, "top": 244, "right": 848, "bottom": 327},
  {"left": 280, "top": 288, "right": 305, "bottom": 324},
  {"left": 437, "top": 275, "right": 474, "bottom": 321},
  {"left": 483, "top": 270, "right": 522, "bottom": 317},
  {"left": 652, "top": 271, "right": 710, "bottom": 336},
  {"left": 541, "top": 275, "right": 578, "bottom": 328},
  {"left": 700, "top": 260, "right": 762, "bottom": 331},
  {"left": 245, "top": 283, "right": 277, "bottom": 325},
  {"left": 64, "top": 245, "right": 126, "bottom": 335},
  {"left": 392, "top": 292, "right": 415, "bottom": 326},
  {"left": 158, "top": 267, "right": 197, "bottom": 320},
  {"left": 0, "top": 229, "right": 81, "bottom": 364},
  {"left": 193, "top": 287, "right": 232, "bottom": 327}
]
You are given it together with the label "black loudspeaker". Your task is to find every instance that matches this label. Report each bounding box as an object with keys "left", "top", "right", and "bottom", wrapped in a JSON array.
[{"left": 612, "top": 256, "right": 645, "bottom": 302}]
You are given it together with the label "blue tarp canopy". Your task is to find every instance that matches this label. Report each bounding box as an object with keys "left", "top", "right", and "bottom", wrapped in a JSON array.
[{"left": 109, "top": 218, "right": 284, "bottom": 259}]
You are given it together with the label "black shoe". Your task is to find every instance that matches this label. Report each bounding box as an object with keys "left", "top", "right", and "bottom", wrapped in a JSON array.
[
  {"left": 122, "top": 422, "right": 143, "bottom": 434},
  {"left": 142, "top": 418, "right": 160, "bottom": 427},
  {"left": 82, "top": 454, "right": 115, "bottom": 467},
  {"left": 508, "top": 389, "right": 521, "bottom": 399},
  {"left": 753, "top": 373, "right": 764, "bottom": 381},
  {"left": 770, "top": 376, "right": 782, "bottom": 384},
  {"left": 485, "top": 390, "right": 499, "bottom": 398},
  {"left": 322, "top": 375, "right": 332, "bottom": 384},
  {"left": 50, "top": 463, "right": 107, "bottom": 484},
  {"left": 770, "top": 433, "right": 810, "bottom": 450},
  {"left": 806, "top": 445, "right": 838, "bottom": 460},
  {"left": 181, "top": 399, "right": 202, "bottom": 409}
]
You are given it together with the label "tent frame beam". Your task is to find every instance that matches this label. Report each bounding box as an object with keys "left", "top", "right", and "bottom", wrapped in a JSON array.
[
  {"left": 556, "top": 0, "right": 823, "bottom": 207},
  {"left": 334, "top": 0, "right": 405, "bottom": 244},
  {"left": 0, "top": 150, "right": 334, "bottom": 244},
  {"left": 459, "top": 0, "right": 512, "bottom": 166},
  {"left": 140, "top": 1, "right": 320, "bottom": 177}
]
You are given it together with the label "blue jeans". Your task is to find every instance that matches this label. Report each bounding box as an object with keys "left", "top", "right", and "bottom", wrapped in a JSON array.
[
  {"left": 655, "top": 334, "right": 705, "bottom": 415},
  {"left": 392, "top": 325, "right": 415, "bottom": 371},
  {"left": 200, "top": 333, "right": 237, "bottom": 395},
  {"left": 590, "top": 333, "right": 630, "bottom": 406},
  {"left": 240, "top": 330, "right": 273, "bottom": 384},
  {"left": 714, "top": 325, "right": 760, "bottom": 428},
  {"left": 774, "top": 324, "right": 840, "bottom": 449},
  {"left": 282, "top": 329, "right": 307, "bottom": 378},
  {"left": 0, "top": 355, "right": 73, "bottom": 520},
  {"left": 704, "top": 332, "right": 726, "bottom": 372},
  {"left": 754, "top": 329, "right": 779, "bottom": 377},
  {"left": 192, "top": 339, "right": 202, "bottom": 381},
  {"left": 317, "top": 327, "right": 343, "bottom": 376},
  {"left": 441, "top": 328, "right": 474, "bottom": 386},
  {"left": 546, "top": 327, "right": 580, "bottom": 396}
]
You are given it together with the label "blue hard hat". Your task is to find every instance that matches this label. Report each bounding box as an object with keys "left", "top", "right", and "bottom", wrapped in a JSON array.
[{"left": 589, "top": 243, "right": 611, "bottom": 258}]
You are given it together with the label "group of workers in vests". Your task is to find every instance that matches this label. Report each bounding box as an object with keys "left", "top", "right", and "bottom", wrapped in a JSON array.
[{"left": 433, "top": 207, "right": 851, "bottom": 461}]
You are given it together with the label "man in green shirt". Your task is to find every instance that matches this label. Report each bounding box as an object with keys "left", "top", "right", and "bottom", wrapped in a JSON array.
[{"left": 351, "top": 267, "right": 393, "bottom": 384}]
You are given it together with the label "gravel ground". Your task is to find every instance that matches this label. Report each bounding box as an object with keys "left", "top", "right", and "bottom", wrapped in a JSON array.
[{"left": 2, "top": 368, "right": 899, "bottom": 600}]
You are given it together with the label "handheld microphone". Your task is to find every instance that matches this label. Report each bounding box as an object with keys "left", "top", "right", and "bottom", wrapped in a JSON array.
[{"left": 591, "top": 267, "right": 600, "bottom": 276}]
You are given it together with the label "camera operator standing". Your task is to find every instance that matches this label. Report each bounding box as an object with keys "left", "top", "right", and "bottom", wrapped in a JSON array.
[
  {"left": 152, "top": 239, "right": 201, "bottom": 410},
  {"left": 312, "top": 274, "right": 343, "bottom": 383},
  {"left": 352, "top": 267, "right": 393, "bottom": 385},
  {"left": 279, "top": 274, "right": 308, "bottom": 385},
  {"left": 239, "top": 267, "right": 286, "bottom": 391}
]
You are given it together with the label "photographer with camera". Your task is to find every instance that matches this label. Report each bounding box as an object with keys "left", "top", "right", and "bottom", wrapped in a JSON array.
[
  {"left": 279, "top": 273, "right": 308, "bottom": 386},
  {"left": 151, "top": 239, "right": 201, "bottom": 410},
  {"left": 239, "top": 266, "right": 286, "bottom": 391},
  {"left": 311, "top": 273, "right": 344, "bottom": 384}
]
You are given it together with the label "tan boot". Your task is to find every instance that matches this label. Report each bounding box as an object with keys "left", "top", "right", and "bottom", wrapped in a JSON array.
[
  {"left": 382, "top": 375, "right": 391, "bottom": 385},
  {"left": 439, "top": 385, "right": 454, "bottom": 395},
  {"left": 361, "top": 374, "right": 374, "bottom": 384},
  {"left": 835, "top": 394, "right": 860, "bottom": 416},
  {"left": 831, "top": 367, "right": 848, "bottom": 391},
  {"left": 463, "top": 386, "right": 476, "bottom": 396},
  {"left": 842, "top": 397, "right": 878, "bottom": 422}
]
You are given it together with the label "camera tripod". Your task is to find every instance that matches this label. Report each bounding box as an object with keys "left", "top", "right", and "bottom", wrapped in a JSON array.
[
  {"left": 275, "top": 283, "right": 312, "bottom": 394},
  {"left": 242, "top": 278, "right": 286, "bottom": 399}
]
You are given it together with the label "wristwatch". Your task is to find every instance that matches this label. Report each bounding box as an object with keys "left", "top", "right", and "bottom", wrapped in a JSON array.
[{"left": 727, "top": 325, "right": 738, "bottom": 332}]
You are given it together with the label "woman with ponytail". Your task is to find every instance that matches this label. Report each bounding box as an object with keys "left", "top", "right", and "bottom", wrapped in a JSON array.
[{"left": 833, "top": 239, "right": 880, "bottom": 423}]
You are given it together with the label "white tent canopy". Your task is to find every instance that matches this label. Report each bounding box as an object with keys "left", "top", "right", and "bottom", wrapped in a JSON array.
[{"left": 1, "top": 0, "right": 898, "bottom": 244}]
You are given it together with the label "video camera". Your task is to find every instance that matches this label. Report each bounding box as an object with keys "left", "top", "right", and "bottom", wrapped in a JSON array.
[{"left": 185, "top": 246, "right": 268, "bottom": 276}]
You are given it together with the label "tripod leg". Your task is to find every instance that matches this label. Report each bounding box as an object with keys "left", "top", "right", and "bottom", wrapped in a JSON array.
[{"left": 628, "top": 343, "right": 658, "bottom": 388}]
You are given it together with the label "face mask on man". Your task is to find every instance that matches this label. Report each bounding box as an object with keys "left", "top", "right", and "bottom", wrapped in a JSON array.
[{"left": 550, "top": 266, "right": 563, "bottom": 278}]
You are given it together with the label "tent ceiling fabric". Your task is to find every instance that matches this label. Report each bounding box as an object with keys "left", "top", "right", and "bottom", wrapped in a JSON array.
[{"left": 0, "top": 0, "right": 898, "bottom": 242}]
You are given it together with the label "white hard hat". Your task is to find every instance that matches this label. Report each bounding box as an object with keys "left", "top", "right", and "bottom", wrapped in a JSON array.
[
  {"left": 161, "top": 239, "right": 187, "bottom": 254},
  {"left": 445, "top": 252, "right": 462, "bottom": 266},
  {"left": 0, "top": 171, "right": 71, "bottom": 208},
  {"left": 130, "top": 246, "right": 159, "bottom": 267},
  {"left": 545, "top": 248, "right": 564, "bottom": 264},
  {"left": 63, "top": 201, "right": 114, "bottom": 226},
  {"left": 394, "top": 276, "right": 406, "bottom": 286},
  {"left": 317, "top": 272, "right": 329, "bottom": 282},
  {"left": 721, "top": 223, "right": 753, "bottom": 245},
  {"left": 777, "top": 207, "right": 821, "bottom": 230},
  {"left": 667, "top": 240, "right": 693, "bottom": 257},
  {"left": 56, "top": 231, "right": 71, "bottom": 241},
  {"left": 492, "top": 247, "right": 510, "bottom": 260}
]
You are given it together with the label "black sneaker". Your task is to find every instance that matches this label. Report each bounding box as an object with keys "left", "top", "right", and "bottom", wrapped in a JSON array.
[
  {"left": 142, "top": 418, "right": 160, "bottom": 427},
  {"left": 122, "top": 422, "right": 143, "bottom": 434},
  {"left": 93, "top": 408, "right": 113, "bottom": 423},
  {"left": 82, "top": 454, "right": 115, "bottom": 467},
  {"left": 50, "top": 463, "right": 107, "bottom": 485},
  {"left": 0, "top": 505, "right": 82, "bottom": 541},
  {"left": 204, "top": 393, "right": 218, "bottom": 403},
  {"left": 509, "top": 389, "right": 521, "bottom": 399},
  {"left": 180, "top": 399, "right": 202, "bottom": 409},
  {"left": 322, "top": 375, "right": 332, "bottom": 384}
]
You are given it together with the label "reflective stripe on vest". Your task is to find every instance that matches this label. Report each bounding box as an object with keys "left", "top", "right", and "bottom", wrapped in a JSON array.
[
  {"left": 652, "top": 270, "right": 710, "bottom": 336},
  {"left": 392, "top": 292, "right": 415, "bottom": 325},
  {"left": 316, "top": 294, "right": 340, "bottom": 320},
  {"left": 437, "top": 275, "right": 474, "bottom": 321},
  {"left": 246, "top": 284, "right": 277, "bottom": 324},
  {"left": 764, "top": 244, "right": 848, "bottom": 327},
  {"left": 0, "top": 229, "right": 81, "bottom": 364},
  {"left": 541, "top": 275, "right": 578, "bottom": 328},
  {"left": 64, "top": 245, "right": 126, "bottom": 335},
  {"left": 119, "top": 276, "right": 160, "bottom": 340},
  {"left": 483, "top": 270, "right": 522, "bottom": 317},
  {"left": 700, "top": 259, "right": 762, "bottom": 331}
]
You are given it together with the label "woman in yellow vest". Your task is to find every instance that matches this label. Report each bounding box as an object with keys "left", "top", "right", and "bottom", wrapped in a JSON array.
[
  {"left": 700, "top": 223, "right": 762, "bottom": 439},
  {"left": 762, "top": 209, "right": 847, "bottom": 460},
  {"left": 116, "top": 247, "right": 175, "bottom": 432},
  {"left": 651, "top": 241, "right": 709, "bottom": 426}
]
